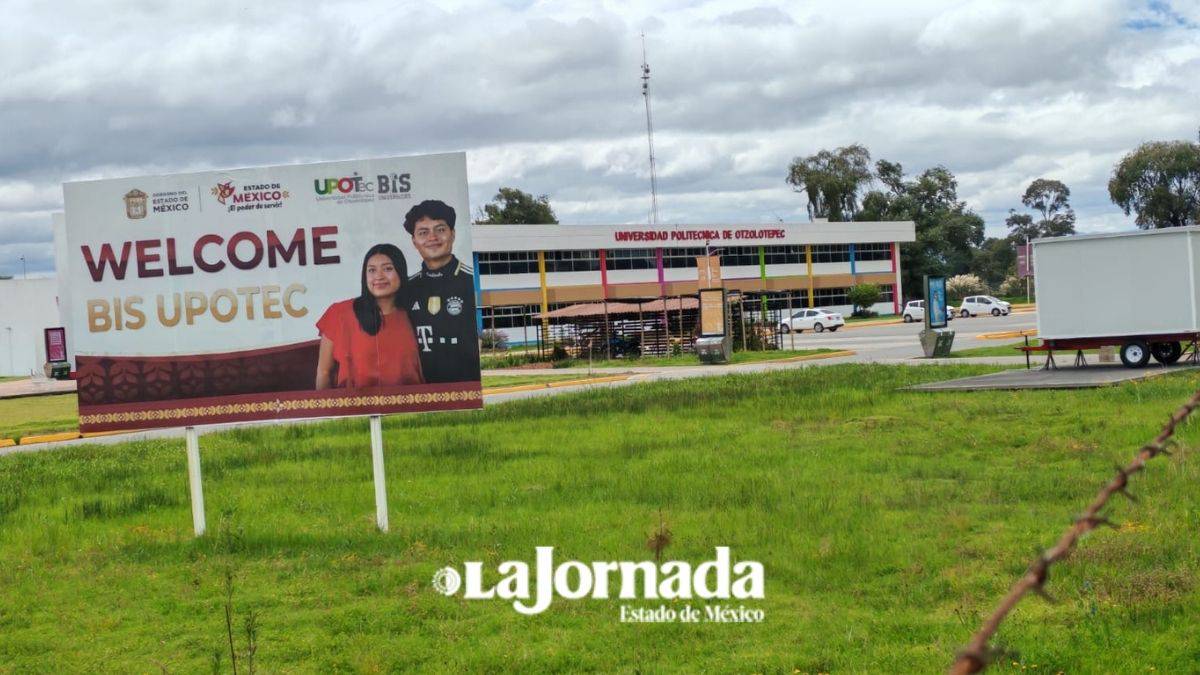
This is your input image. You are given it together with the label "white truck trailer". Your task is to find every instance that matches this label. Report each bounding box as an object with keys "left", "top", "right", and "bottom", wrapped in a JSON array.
[{"left": 1033, "top": 227, "right": 1200, "bottom": 368}]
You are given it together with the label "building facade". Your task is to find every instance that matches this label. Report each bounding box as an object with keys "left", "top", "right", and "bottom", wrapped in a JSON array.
[
  {"left": 472, "top": 220, "right": 916, "bottom": 339},
  {"left": 0, "top": 278, "right": 63, "bottom": 377}
]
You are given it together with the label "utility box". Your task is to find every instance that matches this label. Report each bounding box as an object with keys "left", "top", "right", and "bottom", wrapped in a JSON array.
[
  {"left": 696, "top": 335, "right": 732, "bottom": 364},
  {"left": 919, "top": 328, "right": 955, "bottom": 357}
]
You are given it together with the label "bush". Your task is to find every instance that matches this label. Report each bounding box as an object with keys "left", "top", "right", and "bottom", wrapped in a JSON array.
[
  {"left": 550, "top": 344, "right": 569, "bottom": 361},
  {"left": 999, "top": 275, "right": 1026, "bottom": 297},
  {"left": 946, "top": 273, "right": 987, "bottom": 299},
  {"left": 847, "top": 283, "right": 882, "bottom": 315},
  {"left": 480, "top": 329, "right": 509, "bottom": 351}
]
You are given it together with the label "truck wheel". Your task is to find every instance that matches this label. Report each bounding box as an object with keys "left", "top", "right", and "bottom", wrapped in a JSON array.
[
  {"left": 779, "top": 324, "right": 791, "bottom": 334},
  {"left": 1151, "top": 341, "right": 1183, "bottom": 365},
  {"left": 1120, "top": 341, "right": 1152, "bottom": 368},
  {"left": 903, "top": 314, "right": 914, "bottom": 323},
  {"left": 991, "top": 308, "right": 1001, "bottom": 316}
]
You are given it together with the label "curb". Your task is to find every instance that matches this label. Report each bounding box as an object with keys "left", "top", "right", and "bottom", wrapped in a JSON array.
[
  {"left": 482, "top": 374, "right": 632, "bottom": 396},
  {"left": 18, "top": 431, "right": 81, "bottom": 445},
  {"left": 978, "top": 328, "right": 1038, "bottom": 340},
  {"left": 775, "top": 349, "right": 856, "bottom": 363}
]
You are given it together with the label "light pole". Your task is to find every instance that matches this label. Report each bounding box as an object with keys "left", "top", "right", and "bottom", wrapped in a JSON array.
[{"left": 20, "top": 256, "right": 26, "bottom": 279}]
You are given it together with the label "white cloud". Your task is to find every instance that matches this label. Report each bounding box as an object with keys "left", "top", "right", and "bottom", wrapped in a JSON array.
[{"left": 1, "top": 0, "right": 1198, "bottom": 275}]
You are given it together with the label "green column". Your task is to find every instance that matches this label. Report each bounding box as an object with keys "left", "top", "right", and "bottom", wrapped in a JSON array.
[{"left": 759, "top": 246, "right": 768, "bottom": 322}]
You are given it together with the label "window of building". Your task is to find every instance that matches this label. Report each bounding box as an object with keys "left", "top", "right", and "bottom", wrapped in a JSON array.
[
  {"left": 853, "top": 242, "right": 892, "bottom": 262},
  {"left": 718, "top": 246, "right": 760, "bottom": 267},
  {"left": 544, "top": 249, "right": 600, "bottom": 273},
  {"left": 763, "top": 245, "right": 806, "bottom": 265},
  {"left": 606, "top": 248, "right": 657, "bottom": 270},
  {"left": 477, "top": 251, "right": 539, "bottom": 276},
  {"left": 811, "top": 244, "right": 850, "bottom": 263},
  {"left": 661, "top": 247, "right": 708, "bottom": 269}
]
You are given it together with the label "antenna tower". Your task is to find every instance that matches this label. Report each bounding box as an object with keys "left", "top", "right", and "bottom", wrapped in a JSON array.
[{"left": 640, "top": 34, "right": 660, "bottom": 225}]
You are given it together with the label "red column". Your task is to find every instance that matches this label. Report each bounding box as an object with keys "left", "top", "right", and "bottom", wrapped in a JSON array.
[
  {"left": 891, "top": 242, "right": 900, "bottom": 314},
  {"left": 599, "top": 249, "right": 609, "bottom": 299}
]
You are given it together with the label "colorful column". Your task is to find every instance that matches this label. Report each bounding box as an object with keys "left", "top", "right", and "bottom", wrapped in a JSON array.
[
  {"left": 758, "top": 246, "right": 768, "bottom": 321},
  {"left": 654, "top": 248, "right": 666, "bottom": 296},
  {"left": 805, "top": 244, "right": 814, "bottom": 308},
  {"left": 537, "top": 250, "right": 549, "bottom": 339},
  {"left": 472, "top": 252, "right": 483, "bottom": 333},
  {"left": 891, "top": 242, "right": 902, "bottom": 314},
  {"left": 598, "top": 249, "right": 609, "bottom": 299},
  {"left": 848, "top": 243, "right": 857, "bottom": 277}
]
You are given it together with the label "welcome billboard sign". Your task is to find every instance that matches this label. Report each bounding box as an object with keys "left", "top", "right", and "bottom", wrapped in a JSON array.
[{"left": 60, "top": 153, "right": 481, "bottom": 432}]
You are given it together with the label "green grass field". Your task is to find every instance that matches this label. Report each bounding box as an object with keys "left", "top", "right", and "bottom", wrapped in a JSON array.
[
  {"left": 482, "top": 348, "right": 836, "bottom": 370},
  {"left": 0, "top": 375, "right": 611, "bottom": 441},
  {"left": 563, "top": 348, "right": 839, "bottom": 368},
  {"left": 2, "top": 364, "right": 1199, "bottom": 672},
  {"left": 951, "top": 339, "right": 1103, "bottom": 359},
  {"left": 0, "top": 394, "right": 79, "bottom": 440}
]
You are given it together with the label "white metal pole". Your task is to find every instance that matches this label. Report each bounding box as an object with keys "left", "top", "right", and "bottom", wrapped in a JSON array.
[
  {"left": 185, "top": 426, "right": 206, "bottom": 537},
  {"left": 369, "top": 415, "right": 389, "bottom": 533}
]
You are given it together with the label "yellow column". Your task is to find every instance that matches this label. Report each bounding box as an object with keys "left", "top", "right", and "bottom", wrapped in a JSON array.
[
  {"left": 805, "top": 244, "right": 814, "bottom": 308},
  {"left": 537, "top": 250, "right": 550, "bottom": 339}
]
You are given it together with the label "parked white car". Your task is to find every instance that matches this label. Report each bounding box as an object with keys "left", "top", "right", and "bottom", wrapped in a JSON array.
[
  {"left": 781, "top": 308, "right": 845, "bottom": 333},
  {"left": 958, "top": 295, "right": 1011, "bottom": 317},
  {"left": 901, "top": 300, "right": 956, "bottom": 323}
]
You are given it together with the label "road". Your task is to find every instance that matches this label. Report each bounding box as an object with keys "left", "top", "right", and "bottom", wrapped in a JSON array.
[
  {"left": 775, "top": 310, "right": 1037, "bottom": 361},
  {"left": 2, "top": 312, "right": 1037, "bottom": 454}
]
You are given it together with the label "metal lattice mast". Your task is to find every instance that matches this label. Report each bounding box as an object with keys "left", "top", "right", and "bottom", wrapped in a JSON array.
[{"left": 641, "top": 34, "right": 660, "bottom": 225}]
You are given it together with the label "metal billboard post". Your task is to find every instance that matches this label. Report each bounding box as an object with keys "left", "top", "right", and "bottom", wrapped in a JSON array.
[
  {"left": 185, "top": 426, "right": 206, "bottom": 537},
  {"left": 369, "top": 415, "right": 389, "bottom": 533}
]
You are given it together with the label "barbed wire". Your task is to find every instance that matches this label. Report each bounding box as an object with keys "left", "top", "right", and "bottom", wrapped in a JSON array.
[{"left": 949, "top": 386, "right": 1200, "bottom": 674}]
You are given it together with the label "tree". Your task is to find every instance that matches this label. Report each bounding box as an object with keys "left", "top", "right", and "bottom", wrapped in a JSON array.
[
  {"left": 1003, "top": 210, "right": 1038, "bottom": 242},
  {"left": 1108, "top": 139, "right": 1200, "bottom": 228},
  {"left": 785, "top": 144, "right": 873, "bottom": 221},
  {"left": 847, "top": 283, "right": 882, "bottom": 316},
  {"left": 972, "top": 237, "right": 1016, "bottom": 290},
  {"left": 475, "top": 187, "right": 558, "bottom": 224},
  {"left": 1021, "top": 178, "right": 1075, "bottom": 237},
  {"left": 856, "top": 160, "right": 984, "bottom": 300}
]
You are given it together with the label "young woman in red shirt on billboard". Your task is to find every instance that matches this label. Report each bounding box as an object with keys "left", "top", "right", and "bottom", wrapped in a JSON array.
[{"left": 315, "top": 244, "right": 424, "bottom": 389}]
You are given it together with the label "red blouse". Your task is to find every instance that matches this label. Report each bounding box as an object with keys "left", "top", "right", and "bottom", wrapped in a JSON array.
[{"left": 316, "top": 299, "right": 424, "bottom": 388}]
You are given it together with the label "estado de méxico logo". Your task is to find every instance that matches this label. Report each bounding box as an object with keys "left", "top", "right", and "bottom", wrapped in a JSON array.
[
  {"left": 431, "top": 546, "right": 765, "bottom": 622},
  {"left": 211, "top": 179, "right": 290, "bottom": 213}
]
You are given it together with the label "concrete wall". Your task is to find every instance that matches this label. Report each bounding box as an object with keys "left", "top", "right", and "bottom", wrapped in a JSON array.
[{"left": 0, "top": 279, "right": 63, "bottom": 377}]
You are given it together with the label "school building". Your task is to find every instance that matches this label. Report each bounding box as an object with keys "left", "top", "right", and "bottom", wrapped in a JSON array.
[{"left": 471, "top": 220, "right": 917, "bottom": 344}]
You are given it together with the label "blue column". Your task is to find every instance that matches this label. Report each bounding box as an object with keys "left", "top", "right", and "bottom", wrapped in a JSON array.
[
  {"left": 472, "top": 252, "right": 483, "bottom": 333},
  {"left": 848, "top": 243, "right": 857, "bottom": 276}
]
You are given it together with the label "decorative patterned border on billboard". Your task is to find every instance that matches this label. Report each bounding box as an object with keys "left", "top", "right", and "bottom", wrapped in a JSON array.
[{"left": 79, "top": 383, "right": 482, "bottom": 432}]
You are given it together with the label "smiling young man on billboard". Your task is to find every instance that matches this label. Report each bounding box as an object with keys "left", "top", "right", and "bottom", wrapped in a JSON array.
[{"left": 402, "top": 200, "right": 481, "bottom": 384}]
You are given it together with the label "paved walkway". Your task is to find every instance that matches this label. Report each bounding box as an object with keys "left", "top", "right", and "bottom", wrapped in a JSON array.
[
  {"left": 0, "top": 377, "right": 75, "bottom": 400},
  {"left": 907, "top": 362, "right": 1199, "bottom": 391}
]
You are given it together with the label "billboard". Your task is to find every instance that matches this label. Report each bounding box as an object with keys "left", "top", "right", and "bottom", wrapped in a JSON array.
[
  {"left": 60, "top": 153, "right": 481, "bottom": 432},
  {"left": 924, "top": 275, "right": 948, "bottom": 329},
  {"left": 1016, "top": 242, "right": 1033, "bottom": 279}
]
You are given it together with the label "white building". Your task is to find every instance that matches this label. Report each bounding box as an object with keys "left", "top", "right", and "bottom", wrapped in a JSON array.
[
  {"left": 0, "top": 278, "right": 64, "bottom": 377},
  {"left": 471, "top": 220, "right": 916, "bottom": 341}
]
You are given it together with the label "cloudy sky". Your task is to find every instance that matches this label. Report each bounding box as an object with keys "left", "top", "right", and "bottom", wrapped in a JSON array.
[{"left": 2, "top": 0, "right": 1198, "bottom": 277}]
